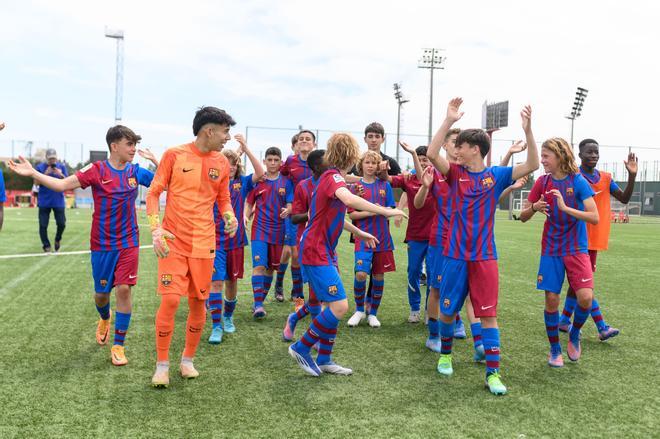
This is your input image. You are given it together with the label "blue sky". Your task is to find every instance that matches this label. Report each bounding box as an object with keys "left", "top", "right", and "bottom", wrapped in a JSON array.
[{"left": 1, "top": 0, "right": 659, "bottom": 174}]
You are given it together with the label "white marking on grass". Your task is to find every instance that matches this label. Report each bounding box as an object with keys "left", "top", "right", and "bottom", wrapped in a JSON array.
[{"left": 0, "top": 245, "right": 153, "bottom": 260}]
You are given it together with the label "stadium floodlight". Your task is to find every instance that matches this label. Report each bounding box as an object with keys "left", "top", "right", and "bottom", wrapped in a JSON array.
[
  {"left": 565, "top": 87, "right": 589, "bottom": 148},
  {"left": 105, "top": 27, "right": 125, "bottom": 122},
  {"left": 418, "top": 48, "right": 446, "bottom": 144},
  {"left": 393, "top": 83, "right": 410, "bottom": 164}
]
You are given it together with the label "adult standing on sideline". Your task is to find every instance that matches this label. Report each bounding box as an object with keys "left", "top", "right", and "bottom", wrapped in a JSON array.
[{"left": 35, "top": 148, "right": 68, "bottom": 252}]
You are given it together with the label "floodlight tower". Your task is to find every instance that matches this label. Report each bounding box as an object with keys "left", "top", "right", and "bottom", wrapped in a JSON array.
[
  {"left": 105, "top": 27, "right": 124, "bottom": 122},
  {"left": 418, "top": 48, "right": 446, "bottom": 144},
  {"left": 565, "top": 87, "right": 588, "bottom": 148},
  {"left": 393, "top": 83, "right": 410, "bottom": 163}
]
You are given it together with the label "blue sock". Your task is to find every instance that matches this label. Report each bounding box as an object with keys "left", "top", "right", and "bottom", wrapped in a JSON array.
[
  {"left": 482, "top": 327, "right": 501, "bottom": 375},
  {"left": 561, "top": 296, "right": 577, "bottom": 324},
  {"left": 263, "top": 275, "right": 273, "bottom": 296},
  {"left": 209, "top": 292, "right": 223, "bottom": 328},
  {"left": 544, "top": 311, "right": 561, "bottom": 355},
  {"left": 96, "top": 302, "right": 110, "bottom": 320},
  {"left": 297, "top": 307, "right": 339, "bottom": 355},
  {"left": 470, "top": 322, "right": 483, "bottom": 349},
  {"left": 570, "top": 305, "right": 590, "bottom": 343},
  {"left": 291, "top": 266, "right": 303, "bottom": 299},
  {"left": 354, "top": 278, "right": 367, "bottom": 312},
  {"left": 428, "top": 318, "right": 439, "bottom": 340},
  {"left": 440, "top": 319, "right": 454, "bottom": 354},
  {"left": 223, "top": 298, "right": 237, "bottom": 318},
  {"left": 113, "top": 311, "right": 131, "bottom": 346},
  {"left": 590, "top": 298, "right": 607, "bottom": 331},
  {"left": 370, "top": 278, "right": 384, "bottom": 315},
  {"left": 275, "top": 264, "right": 288, "bottom": 289}
]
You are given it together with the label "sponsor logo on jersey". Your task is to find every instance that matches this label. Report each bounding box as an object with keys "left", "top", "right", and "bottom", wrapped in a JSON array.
[
  {"left": 328, "top": 285, "right": 338, "bottom": 295},
  {"left": 481, "top": 176, "right": 494, "bottom": 188},
  {"left": 127, "top": 177, "right": 137, "bottom": 188},
  {"left": 208, "top": 168, "right": 220, "bottom": 180},
  {"left": 161, "top": 274, "right": 173, "bottom": 286}
]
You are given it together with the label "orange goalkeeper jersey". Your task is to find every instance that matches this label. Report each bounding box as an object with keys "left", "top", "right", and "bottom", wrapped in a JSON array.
[{"left": 146, "top": 142, "right": 232, "bottom": 259}]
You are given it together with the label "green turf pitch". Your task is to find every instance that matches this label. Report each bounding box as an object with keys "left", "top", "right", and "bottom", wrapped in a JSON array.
[{"left": 0, "top": 207, "right": 658, "bottom": 438}]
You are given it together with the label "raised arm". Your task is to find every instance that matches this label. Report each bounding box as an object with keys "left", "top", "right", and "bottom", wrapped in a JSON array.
[
  {"left": 8, "top": 156, "right": 80, "bottom": 191},
  {"left": 612, "top": 152, "right": 638, "bottom": 204},
  {"left": 399, "top": 141, "right": 424, "bottom": 180},
  {"left": 512, "top": 106, "right": 540, "bottom": 180},
  {"left": 500, "top": 141, "right": 527, "bottom": 166},
  {"left": 235, "top": 134, "right": 264, "bottom": 183},
  {"left": 138, "top": 148, "right": 159, "bottom": 167},
  {"left": 335, "top": 186, "right": 406, "bottom": 219},
  {"left": 427, "top": 98, "right": 464, "bottom": 175},
  {"left": 413, "top": 166, "right": 434, "bottom": 209}
]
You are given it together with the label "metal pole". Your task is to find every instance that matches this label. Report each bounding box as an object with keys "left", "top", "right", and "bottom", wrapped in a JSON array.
[
  {"left": 114, "top": 37, "right": 124, "bottom": 122},
  {"left": 428, "top": 65, "right": 435, "bottom": 145},
  {"left": 570, "top": 118, "right": 575, "bottom": 149},
  {"left": 396, "top": 102, "right": 401, "bottom": 163},
  {"left": 11, "top": 140, "right": 14, "bottom": 158}
]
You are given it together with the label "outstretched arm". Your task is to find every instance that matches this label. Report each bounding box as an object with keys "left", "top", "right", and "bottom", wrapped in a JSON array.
[
  {"left": 612, "top": 152, "right": 638, "bottom": 204},
  {"left": 500, "top": 141, "right": 527, "bottom": 166},
  {"left": 335, "top": 187, "right": 407, "bottom": 219},
  {"left": 427, "top": 98, "right": 464, "bottom": 175},
  {"left": 343, "top": 220, "right": 379, "bottom": 249},
  {"left": 499, "top": 175, "right": 529, "bottom": 202},
  {"left": 8, "top": 156, "right": 81, "bottom": 191},
  {"left": 512, "top": 106, "right": 540, "bottom": 180}
]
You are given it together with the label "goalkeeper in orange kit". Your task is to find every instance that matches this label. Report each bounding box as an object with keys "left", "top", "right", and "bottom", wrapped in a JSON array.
[{"left": 146, "top": 106, "right": 238, "bottom": 388}]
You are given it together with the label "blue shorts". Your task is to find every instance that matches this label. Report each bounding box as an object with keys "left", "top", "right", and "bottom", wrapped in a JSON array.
[
  {"left": 284, "top": 218, "right": 297, "bottom": 246},
  {"left": 301, "top": 264, "right": 346, "bottom": 303},
  {"left": 212, "top": 247, "right": 228, "bottom": 281},
  {"left": 537, "top": 253, "right": 594, "bottom": 294},
  {"left": 439, "top": 257, "right": 500, "bottom": 318},
  {"left": 251, "top": 240, "right": 283, "bottom": 270},
  {"left": 429, "top": 246, "right": 445, "bottom": 289},
  {"left": 91, "top": 247, "right": 139, "bottom": 294},
  {"left": 354, "top": 251, "right": 374, "bottom": 274}
]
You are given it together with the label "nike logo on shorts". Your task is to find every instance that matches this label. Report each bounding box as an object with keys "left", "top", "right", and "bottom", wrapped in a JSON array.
[
  {"left": 384, "top": 264, "right": 391, "bottom": 268},
  {"left": 129, "top": 274, "right": 137, "bottom": 279},
  {"left": 233, "top": 271, "right": 240, "bottom": 277},
  {"left": 581, "top": 278, "right": 592, "bottom": 282},
  {"left": 481, "top": 305, "right": 495, "bottom": 310},
  {"left": 101, "top": 179, "right": 112, "bottom": 184}
]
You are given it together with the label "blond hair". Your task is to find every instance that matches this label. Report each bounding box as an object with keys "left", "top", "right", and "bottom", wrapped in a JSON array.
[
  {"left": 542, "top": 137, "right": 579, "bottom": 175},
  {"left": 325, "top": 133, "right": 360, "bottom": 171},
  {"left": 222, "top": 149, "right": 243, "bottom": 178},
  {"left": 356, "top": 150, "right": 382, "bottom": 175}
]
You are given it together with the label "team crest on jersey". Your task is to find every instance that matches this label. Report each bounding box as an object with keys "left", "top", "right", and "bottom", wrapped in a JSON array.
[
  {"left": 208, "top": 168, "right": 220, "bottom": 180},
  {"left": 379, "top": 189, "right": 386, "bottom": 197},
  {"left": 443, "top": 298, "right": 451, "bottom": 308},
  {"left": 161, "top": 274, "right": 173, "bottom": 286},
  {"left": 481, "top": 176, "right": 494, "bottom": 188},
  {"left": 127, "top": 177, "right": 137, "bottom": 188},
  {"left": 232, "top": 182, "right": 242, "bottom": 191},
  {"left": 566, "top": 187, "right": 574, "bottom": 196},
  {"left": 328, "top": 285, "right": 338, "bottom": 295},
  {"left": 537, "top": 274, "right": 543, "bottom": 284},
  {"left": 278, "top": 187, "right": 286, "bottom": 196},
  {"left": 100, "top": 279, "right": 108, "bottom": 287}
]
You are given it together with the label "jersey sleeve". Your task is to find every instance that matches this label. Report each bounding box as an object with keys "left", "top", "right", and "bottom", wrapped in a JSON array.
[
  {"left": 609, "top": 179, "right": 621, "bottom": 193},
  {"left": 75, "top": 162, "right": 100, "bottom": 189},
  {"left": 385, "top": 182, "right": 396, "bottom": 208},
  {"left": 285, "top": 178, "right": 294, "bottom": 203},
  {"left": 527, "top": 176, "right": 544, "bottom": 203},
  {"left": 574, "top": 174, "right": 595, "bottom": 202},
  {"left": 242, "top": 175, "right": 255, "bottom": 195},
  {"left": 292, "top": 184, "right": 307, "bottom": 214},
  {"left": 325, "top": 172, "right": 347, "bottom": 199},
  {"left": 493, "top": 166, "right": 514, "bottom": 195},
  {"left": 136, "top": 165, "right": 155, "bottom": 187},
  {"left": 146, "top": 149, "right": 175, "bottom": 215},
  {"left": 390, "top": 175, "right": 405, "bottom": 189},
  {"left": 0, "top": 172, "right": 6, "bottom": 203},
  {"left": 446, "top": 163, "right": 461, "bottom": 185},
  {"left": 280, "top": 156, "right": 292, "bottom": 176}
]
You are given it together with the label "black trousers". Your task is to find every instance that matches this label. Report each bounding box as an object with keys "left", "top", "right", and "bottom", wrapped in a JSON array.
[{"left": 39, "top": 207, "right": 66, "bottom": 249}]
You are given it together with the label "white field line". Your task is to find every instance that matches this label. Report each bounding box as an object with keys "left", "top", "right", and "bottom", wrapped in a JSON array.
[{"left": 0, "top": 245, "right": 153, "bottom": 260}]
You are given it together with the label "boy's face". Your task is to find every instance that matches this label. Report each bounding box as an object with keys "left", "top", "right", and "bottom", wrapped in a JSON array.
[
  {"left": 364, "top": 132, "right": 384, "bottom": 152},
  {"left": 208, "top": 123, "right": 231, "bottom": 151},
  {"left": 443, "top": 133, "right": 459, "bottom": 160},
  {"left": 454, "top": 142, "right": 480, "bottom": 166},
  {"left": 111, "top": 137, "right": 137, "bottom": 162},
  {"left": 578, "top": 143, "right": 599, "bottom": 168},
  {"left": 228, "top": 161, "right": 238, "bottom": 179},
  {"left": 264, "top": 155, "right": 282, "bottom": 173},
  {"left": 541, "top": 148, "right": 560, "bottom": 173},
  {"left": 418, "top": 154, "right": 431, "bottom": 170},
  {"left": 361, "top": 158, "right": 379, "bottom": 177},
  {"left": 296, "top": 133, "right": 315, "bottom": 155}
]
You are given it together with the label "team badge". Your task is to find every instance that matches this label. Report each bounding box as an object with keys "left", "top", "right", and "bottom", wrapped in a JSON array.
[
  {"left": 208, "top": 168, "right": 220, "bottom": 180},
  {"left": 537, "top": 274, "right": 543, "bottom": 284},
  {"left": 481, "top": 176, "right": 494, "bottom": 188},
  {"left": 127, "top": 177, "right": 137, "bottom": 188},
  {"left": 278, "top": 187, "right": 286, "bottom": 196},
  {"left": 232, "top": 182, "right": 242, "bottom": 191},
  {"left": 161, "top": 274, "right": 173, "bottom": 286},
  {"left": 357, "top": 259, "right": 363, "bottom": 266},
  {"left": 566, "top": 187, "right": 574, "bottom": 196},
  {"left": 328, "top": 285, "right": 338, "bottom": 295},
  {"left": 437, "top": 275, "right": 442, "bottom": 283},
  {"left": 100, "top": 279, "right": 108, "bottom": 287},
  {"left": 443, "top": 298, "right": 451, "bottom": 308},
  {"left": 255, "top": 255, "right": 261, "bottom": 261},
  {"left": 379, "top": 189, "right": 386, "bottom": 197}
]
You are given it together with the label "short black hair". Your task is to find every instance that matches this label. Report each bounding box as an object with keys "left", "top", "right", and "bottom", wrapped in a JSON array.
[
  {"left": 106, "top": 125, "right": 141, "bottom": 150},
  {"left": 578, "top": 138, "right": 599, "bottom": 151},
  {"left": 291, "top": 133, "right": 299, "bottom": 146},
  {"left": 192, "top": 106, "right": 236, "bottom": 136},
  {"left": 298, "top": 130, "right": 316, "bottom": 142},
  {"left": 364, "top": 122, "right": 385, "bottom": 137},
  {"left": 415, "top": 146, "right": 428, "bottom": 156},
  {"left": 264, "top": 146, "right": 282, "bottom": 158},
  {"left": 307, "top": 149, "right": 325, "bottom": 174},
  {"left": 456, "top": 129, "right": 491, "bottom": 158}
]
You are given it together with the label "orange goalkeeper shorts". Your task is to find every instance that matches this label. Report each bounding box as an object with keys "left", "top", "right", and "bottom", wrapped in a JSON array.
[{"left": 157, "top": 251, "right": 213, "bottom": 300}]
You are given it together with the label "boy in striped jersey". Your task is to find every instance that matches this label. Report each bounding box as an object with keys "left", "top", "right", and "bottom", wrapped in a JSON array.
[
  {"left": 346, "top": 150, "right": 397, "bottom": 328},
  {"left": 426, "top": 98, "right": 539, "bottom": 395},
  {"left": 520, "top": 138, "right": 598, "bottom": 367},
  {"left": 250, "top": 147, "right": 294, "bottom": 318},
  {"left": 9, "top": 125, "right": 158, "bottom": 366},
  {"left": 208, "top": 134, "right": 264, "bottom": 343}
]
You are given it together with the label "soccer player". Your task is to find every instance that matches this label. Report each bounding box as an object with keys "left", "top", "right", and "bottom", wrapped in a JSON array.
[
  {"left": 9, "top": 125, "right": 158, "bottom": 366},
  {"left": 346, "top": 150, "right": 397, "bottom": 328},
  {"left": 0, "top": 121, "right": 5, "bottom": 231},
  {"left": 207, "top": 134, "right": 264, "bottom": 343},
  {"left": 276, "top": 130, "right": 316, "bottom": 306},
  {"left": 557, "top": 139, "right": 638, "bottom": 340},
  {"left": 147, "top": 107, "right": 238, "bottom": 388},
  {"left": 35, "top": 148, "right": 68, "bottom": 252},
  {"left": 520, "top": 138, "right": 598, "bottom": 367},
  {"left": 250, "top": 146, "right": 294, "bottom": 318},
  {"left": 282, "top": 149, "right": 326, "bottom": 341},
  {"left": 288, "top": 133, "right": 406, "bottom": 377},
  {"left": 426, "top": 98, "right": 539, "bottom": 395}
]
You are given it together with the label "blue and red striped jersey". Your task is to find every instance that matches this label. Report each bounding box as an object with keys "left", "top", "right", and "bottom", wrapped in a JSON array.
[
  {"left": 349, "top": 179, "right": 395, "bottom": 252},
  {"left": 444, "top": 163, "right": 513, "bottom": 261},
  {"left": 215, "top": 174, "right": 255, "bottom": 250},
  {"left": 301, "top": 169, "right": 347, "bottom": 266},
  {"left": 280, "top": 154, "right": 312, "bottom": 187},
  {"left": 250, "top": 175, "right": 294, "bottom": 244},
  {"left": 390, "top": 173, "right": 436, "bottom": 243},
  {"left": 528, "top": 173, "right": 594, "bottom": 256},
  {"left": 76, "top": 160, "right": 154, "bottom": 251},
  {"left": 292, "top": 176, "right": 319, "bottom": 245},
  {"left": 427, "top": 168, "right": 451, "bottom": 247}
]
